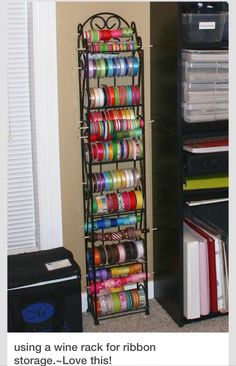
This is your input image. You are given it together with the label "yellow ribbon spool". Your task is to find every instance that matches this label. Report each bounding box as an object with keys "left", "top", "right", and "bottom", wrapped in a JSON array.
[{"left": 135, "top": 190, "right": 143, "bottom": 209}]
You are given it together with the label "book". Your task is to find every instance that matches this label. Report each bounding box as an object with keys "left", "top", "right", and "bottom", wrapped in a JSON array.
[
  {"left": 184, "top": 222, "right": 210, "bottom": 316},
  {"left": 183, "top": 223, "right": 201, "bottom": 319},
  {"left": 187, "top": 215, "right": 228, "bottom": 313},
  {"left": 183, "top": 137, "right": 228, "bottom": 154},
  {"left": 183, "top": 174, "right": 228, "bottom": 190},
  {"left": 184, "top": 218, "right": 218, "bottom": 313}
]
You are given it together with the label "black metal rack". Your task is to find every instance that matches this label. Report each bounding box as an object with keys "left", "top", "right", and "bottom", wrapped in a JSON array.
[{"left": 77, "top": 12, "right": 150, "bottom": 325}]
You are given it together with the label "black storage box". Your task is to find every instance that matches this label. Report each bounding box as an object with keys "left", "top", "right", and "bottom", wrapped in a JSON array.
[
  {"left": 183, "top": 151, "right": 228, "bottom": 176},
  {"left": 8, "top": 247, "right": 82, "bottom": 332},
  {"left": 181, "top": 13, "right": 227, "bottom": 44}
]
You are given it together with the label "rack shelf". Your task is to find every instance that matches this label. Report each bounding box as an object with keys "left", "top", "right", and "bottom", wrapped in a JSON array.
[
  {"left": 85, "top": 157, "right": 144, "bottom": 166},
  {"left": 77, "top": 12, "right": 150, "bottom": 325}
]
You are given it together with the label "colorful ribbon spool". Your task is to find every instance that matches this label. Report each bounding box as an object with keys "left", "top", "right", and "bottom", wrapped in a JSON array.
[
  {"left": 87, "top": 56, "right": 139, "bottom": 79},
  {"left": 88, "top": 108, "right": 136, "bottom": 122},
  {"left": 88, "top": 85, "right": 141, "bottom": 108},
  {"left": 92, "top": 190, "right": 143, "bottom": 215},
  {"left": 86, "top": 139, "right": 143, "bottom": 163},
  {"left": 87, "top": 239, "right": 145, "bottom": 267},
  {"left": 88, "top": 272, "right": 149, "bottom": 295},
  {"left": 84, "top": 28, "right": 133, "bottom": 44},
  {"left": 88, "top": 41, "right": 138, "bottom": 53},
  {"left": 90, "top": 168, "right": 141, "bottom": 193},
  {"left": 84, "top": 215, "right": 141, "bottom": 234},
  {"left": 93, "top": 288, "right": 146, "bottom": 316}
]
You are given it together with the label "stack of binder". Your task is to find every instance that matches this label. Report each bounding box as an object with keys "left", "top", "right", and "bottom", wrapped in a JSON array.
[
  {"left": 183, "top": 216, "right": 228, "bottom": 320},
  {"left": 182, "top": 49, "right": 228, "bottom": 123}
]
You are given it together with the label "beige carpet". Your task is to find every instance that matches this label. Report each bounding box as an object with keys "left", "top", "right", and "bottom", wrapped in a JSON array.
[{"left": 83, "top": 299, "right": 228, "bottom": 332}]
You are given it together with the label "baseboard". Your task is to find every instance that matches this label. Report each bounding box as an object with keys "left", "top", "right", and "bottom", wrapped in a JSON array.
[{"left": 81, "top": 280, "right": 154, "bottom": 312}]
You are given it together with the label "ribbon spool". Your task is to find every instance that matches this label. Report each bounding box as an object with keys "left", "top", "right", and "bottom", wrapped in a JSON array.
[
  {"left": 84, "top": 214, "right": 141, "bottom": 232},
  {"left": 88, "top": 85, "right": 141, "bottom": 108},
  {"left": 87, "top": 239, "right": 145, "bottom": 266},
  {"left": 88, "top": 108, "right": 136, "bottom": 121},
  {"left": 85, "top": 139, "right": 143, "bottom": 163},
  {"left": 88, "top": 263, "right": 142, "bottom": 281},
  {"left": 89, "top": 272, "right": 150, "bottom": 295},
  {"left": 84, "top": 27, "right": 134, "bottom": 44},
  {"left": 93, "top": 288, "right": 146, "bottom": 316},
  {"left": 92, "top": 190, "right": 143, "bottom": 214},
  {"left": 89, "top": 168, "right": 141, "bottom": 193},
  {"left": 87, "top": 56, "right": 139, "bottom": 79},
  {"left": 88, "top": 41, "right": 138, "bottom": 53},
  {"left": 88, "top": 226, "right": 142, "bottom": 242},
  {"left": 88, "top": 120, "right": 143, "bottom": 142}
]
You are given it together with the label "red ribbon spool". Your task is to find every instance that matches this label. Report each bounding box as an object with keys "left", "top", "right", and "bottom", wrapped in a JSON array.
[{"left": 99, "top": 29, "right": 112, "bottom": 41}]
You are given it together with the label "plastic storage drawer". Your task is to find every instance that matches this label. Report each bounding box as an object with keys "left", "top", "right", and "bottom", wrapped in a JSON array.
[
  {"left": 182, "top": 61, "right": 228, "bottom": 82},
  {"left": 8, "top": 247, "right": 82, "bottom": 332},
  {"left": 182, "top": 13, "right": 227, "bottom": 43},
  {"left": 182, "top": 102, "right": 228, "bottom": 123},
  {"left": 182, "top": 49, "right": 228, "bottom": 63},
  {"left": 182, "top": 82, "right": 228, "bottom": 103}
]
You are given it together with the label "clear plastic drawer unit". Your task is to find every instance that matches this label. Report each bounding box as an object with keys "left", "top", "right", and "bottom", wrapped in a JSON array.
[
  {"left": 182, "top": 101, "right": 228, "bottom": 123},
  {"left": 182, "top": 82, "right": 228, "bottom": 103},
  {"left": 182, "top": 61, "right": 228, "bottom": 82}
]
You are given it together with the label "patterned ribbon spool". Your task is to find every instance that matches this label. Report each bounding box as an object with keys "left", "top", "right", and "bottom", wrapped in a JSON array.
[
  {"left": 84, "top": 27, "right": 133, "bottom": 44},
  {"left": 88, "top": 226, "right": 142, "bottom": 242},
  {"left": 88, "top": 41, "right": 138, "bottom": 53},
  {"left": 89, "top": 272, "right": 150, "bottom": 295},
  {"left": 93, "top": 288, "right": 146, "bottom": 316}
]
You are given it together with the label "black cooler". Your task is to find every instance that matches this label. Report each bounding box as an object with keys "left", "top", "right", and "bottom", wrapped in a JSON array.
[{"left": 8, "top": 247, "right": 82, "bottom": 332}]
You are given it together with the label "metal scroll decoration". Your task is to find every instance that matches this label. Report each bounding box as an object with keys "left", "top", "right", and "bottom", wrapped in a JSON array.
[
  {"left": 77, "top": 12, "right": 142, "bottom": 49},
  {"left": 83, "top": 12, "right": 130, "bottom": 30}
]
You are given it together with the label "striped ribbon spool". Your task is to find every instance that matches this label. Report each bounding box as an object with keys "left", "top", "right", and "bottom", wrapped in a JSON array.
[{"left": 88, "top": 40, "right": 138, "bottom": 53}]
